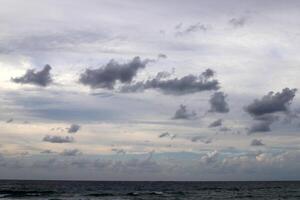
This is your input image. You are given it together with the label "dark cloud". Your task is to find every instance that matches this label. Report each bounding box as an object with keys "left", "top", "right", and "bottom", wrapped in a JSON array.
[
  {"left": 43, "top": 135, "right": 74, "bottom": 143},
  {"left": 157, "top": 53, "right": 167, "bottom": 59},
  {"left": 219, "top": 127, "right": 231, "bottom": 132},
  {"left": 176, "top": 22, "right": 208, "bottom": 36},
  {"left": 68, "top": 124, "right": 81, "bottom": 133},
  {"left": 191, "top": 136, "right": 212, "bottom": 144},
  {"left": 112, "top": 148, "right": 126, "bottom": 155},
  {"left": 121, "top": 68, "right": 219, "bottom": 95},
  {"left": 173, "top": 104, "right": 197, "bottom": 120},
  {"left": 251, "top": 139, "right": 265, "bottom": 146},
  {"left": 60, "top": 149, "right": 81, "bottom": 156},
  {"left": 6, "top": 118, "right": 13, "bottom": 123},
  {"left": 159, "top": 132, "right": 170, "bottom": 138},
  {"left": 158, "top": 132, "right": 176, "bottom": 139},
  {"left": 245, "top": 88, "right": 297, "bottom": 117},
  {"left": 229, "top": 17, "right": 247, "bottom": 27},
  {"left": 248, "top": 119, "right": 272, "bottom": 134},
  {"left": 209, "top": 92, "right": 229, "bottom": 113},
  {"left": 79, "top": 56, "right": 152, "bottom": 89},
  {"left": 40, "top": 150, "right": 55, "bottom": 154},
  {"left": 246, "top": 88, "right": 297, "bottom": 133},
  {"left": 11, "top": 64, "right": 52, "bottom": 87},
  {"left": 209, "top": 119, "right": 222, "bottom": 127}
]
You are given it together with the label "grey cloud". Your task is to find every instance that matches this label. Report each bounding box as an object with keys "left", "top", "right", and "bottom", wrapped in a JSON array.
[
  {"left": 112, "top": 148, "right": 126, "bottom": 155},
  {"left": 6, "top": 118, "right": 13, "bottom": 123},
  {"left": 229, "top": 17, "right": 247, "bottom": 28},
  {"left": 121, "top": 68, "right": 219, "bottom": 95},
  {"left": 191, "top": 136, "right": 212, "bottom": 144},
  {"left": 60, "top": 149, "right": 81, "bottom": 156},
  {"left": 245, "top": 88, "right": 297, "bottom": 117},
  {"left": 11, "top": 65, "right": 52, "bottom": 87},
  {"left": 159, "top": 132, "right": 170, "bottom": 138},
  {"left": 68, "top": 124, "right": 81, "bottom": 133},
  {"left": 251, "top": 139, "right": 265, "bottom": 146},
  {"left": 173, "top": 104, "right": 197, "bottom": 120},
  {"left": 176, "top": 22, "right": 208, "bottom": 36},
  {"left": 157, "top": 53, "right": 167, "bottom": 59},
  {"left": 43, "top": 135, "right": 74, "bottom": 143},
  {"left": 248, "top": 120, "right": 272, "bottom": 134},
  {"left": 246, "top": 88, "right": 297, "bottom": 133},
  {"left": 79, "top": 56, "right": 152, "bottom": 89},
  {"left": 40, "top": 150, "right": 55, "bottom": 154},
  {"left": 158, "top": 132, "right": 176, "bottom": 139},
  {"left": 209, "top": 92, "right": 229, "bottom": 113},
  {"left": 219, "top": 127, "right": 231, "bottom": 132},
  {"left": 209, "top": 119, "right": 222, "bottom": 127}
]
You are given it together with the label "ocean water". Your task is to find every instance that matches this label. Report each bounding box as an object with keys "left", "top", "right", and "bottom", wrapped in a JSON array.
[{"left": 0, "top": 180, "right": 299, "bottom": 199}]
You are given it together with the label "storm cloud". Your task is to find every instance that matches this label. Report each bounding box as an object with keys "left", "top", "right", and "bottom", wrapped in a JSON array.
[
  {"left": 79, "top": 56, "right": 151, "bottom": 89},
  {"left": 11, "top": 65, "right": 53, "bottom": 87},
  {"left": 121, "top": 68, "right": 220, "bottom": 95},
  {"left": 43, "top": 135, "right": 74, "bottom": 143},
  {"left": 209, "top": 92, "right": 229, "bottom": 113}
]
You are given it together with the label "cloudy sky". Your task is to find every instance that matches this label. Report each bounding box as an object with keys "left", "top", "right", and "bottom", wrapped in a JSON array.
[{"left": 0, "top": 0, "right": 300, "bottom": 181}]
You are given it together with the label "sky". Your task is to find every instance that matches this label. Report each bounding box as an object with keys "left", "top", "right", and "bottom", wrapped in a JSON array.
[{"left": 0, "top": 0, "right": 300, "bottom": 181}]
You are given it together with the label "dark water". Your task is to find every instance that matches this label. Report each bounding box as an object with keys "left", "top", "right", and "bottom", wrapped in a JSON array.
[{"left": 0, "top": 180, "right": 300, "bottom": 199}]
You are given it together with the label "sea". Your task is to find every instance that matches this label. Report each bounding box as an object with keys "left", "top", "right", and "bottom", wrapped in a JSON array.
[{"left": 0, "top": 180, "right": 299, "bottom": 199}]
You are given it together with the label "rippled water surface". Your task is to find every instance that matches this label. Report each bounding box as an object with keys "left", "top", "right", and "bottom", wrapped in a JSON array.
[{"left": 0, "top": 180, "right": 300, "bottom": 199}]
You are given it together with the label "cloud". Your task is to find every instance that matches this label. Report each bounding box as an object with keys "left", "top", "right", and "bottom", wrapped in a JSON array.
[
  {"left": 112, "top": 148, "right": 126, "bottom": 155},
  {"left": 6, "top": 118, "right": 13, "bottom": 123},
  {"left": 251, "top": 139, "right": 265, "bottom": 146},
  {"left": 157, "top": 53, "right": 167, "bottom": 59},
  {"left": 200, "top": 150, "right": 219, "bottom": 164},
  {"left": 173, "top": 104, "right": 197, "bottom": 120},
  {"left": 60, "top": 149, "right": 81, "bottom": 156},
  {"left": 43, "top": 135, "right": 74, "bottom": 143},
  {"left": 176, "top": 22, "right": 208, "bottom": 36},
  {"left": 245, "top": 88, "right": 297, "bottom": 117},
  {"left": 11, "top": 64, "right": 53, "bottom": 87},
  {"left": 158, "top": 132, "right": 176, "bottom": 139},
  {"left": 245, "top": 88, "right": 297, "bottom": 133},
  {"left": 40, "top": 150, "right": 56, "bottom": 154},
  {"left": 191, "top": 136, "right": 212, "bottom": 144},
  {"left": 68, "top": 124, "right": 81, "bottom": 133},
  {"left": 79, "top": 56, "right": 152, "bottom": 89},
  {"left": 159, "top": 132, "right": 170, "bottom": 138},
  {"left": 229, "top": 17, "right": 247, "bottom": 28},
  {"left": 121, "top": 68, "right": 219, "bottom": 95},
  {"left": 209, "top": 92, "right": 229, "bottom": 113},
  {"left": 209, "top": 119, "right": 223, "bottom": 127}
]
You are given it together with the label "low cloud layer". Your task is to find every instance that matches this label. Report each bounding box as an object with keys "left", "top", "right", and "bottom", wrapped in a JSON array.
[
  {"left": 79, "top": 57, "right": 151, "bottom": 89},
  {"left": 60, "top": 149, "right": 81, "bottom": 156},
  {"left": 11, "top": 65, "right": 53, "bottom": 87},
  {"left": 43, "top": 135, "right": 74, "bottom": 143}
]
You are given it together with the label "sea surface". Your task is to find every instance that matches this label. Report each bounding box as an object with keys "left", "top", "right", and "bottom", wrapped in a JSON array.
[{"left": 0, "top": 180, "right": 299, "bottom": 199}]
